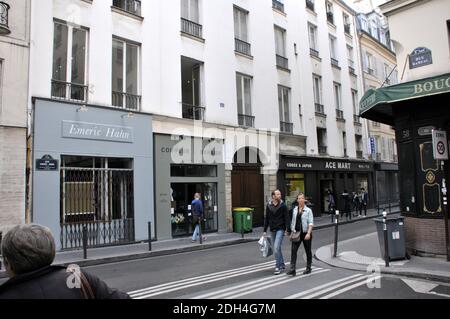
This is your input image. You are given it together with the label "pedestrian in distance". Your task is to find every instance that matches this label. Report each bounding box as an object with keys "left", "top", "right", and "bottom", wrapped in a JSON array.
[
  {"left": 0, "top": 224, "right": 130, "bottom": 299},
  {"left": 353, "top": 191, "right": 361, "bottom": 217},
  {"left": 287, "top": 193, "right": 314, "bottom": 276},
  {"left": 341, "top": 190, "right": 351, "bottom": 221},
  {"left": 191, "top": 193, "right": 206, "bottom": 243},
  {"left": 326, "top": 189, "right": 335, "bottom": 215},
  {"left": 360, "top": 188, "right": 369, "bottom": 216},
  {"left": 263, "top": 190, "right": 290, "bottom": 275}
]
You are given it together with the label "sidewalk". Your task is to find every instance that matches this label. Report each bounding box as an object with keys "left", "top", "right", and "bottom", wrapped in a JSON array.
[
  {"left": 316, "top": 232, "right": 450, "bottom": 283},
  {"left": 0, "top": 205, "right": 399, "bottom": 279}
]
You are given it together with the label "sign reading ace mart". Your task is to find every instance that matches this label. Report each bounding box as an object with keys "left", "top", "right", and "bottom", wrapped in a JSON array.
[{"left": 360, "top": 73, "right": 450, "bottom": 114}]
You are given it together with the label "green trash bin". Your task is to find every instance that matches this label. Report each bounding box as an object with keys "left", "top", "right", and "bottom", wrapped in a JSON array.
[{"left": 233, "top": 208, "right": 254, "bottom": 233}]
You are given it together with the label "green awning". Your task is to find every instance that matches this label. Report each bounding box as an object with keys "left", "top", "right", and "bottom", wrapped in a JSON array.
[{"left": 360, "top": 72, "right": 450, "bottom": 124}]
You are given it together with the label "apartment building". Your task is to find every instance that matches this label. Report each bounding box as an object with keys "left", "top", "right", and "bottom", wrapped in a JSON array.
[{"left": 0, "top": 0, "right": 30, "bottom": 235}]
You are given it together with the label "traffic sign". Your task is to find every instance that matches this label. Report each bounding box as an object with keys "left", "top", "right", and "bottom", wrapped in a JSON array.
[{"left": 432, "top": 130, "right": 448, "bottom": 160}]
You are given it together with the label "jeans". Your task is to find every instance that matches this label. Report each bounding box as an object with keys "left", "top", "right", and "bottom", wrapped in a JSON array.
[
  {"left": 192, "top": 224, "right": 200, "bottom": 241},
  {"left": 270, "top": 230, "right": 286, "bottom": 269},
  {"left": 290, "top": 233, "right": 313, "bottom": 270}
]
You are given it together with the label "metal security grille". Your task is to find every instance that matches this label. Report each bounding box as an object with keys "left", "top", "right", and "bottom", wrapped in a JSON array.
[{"left": 60, "top": 167, "right": 135, "bottom": 250}]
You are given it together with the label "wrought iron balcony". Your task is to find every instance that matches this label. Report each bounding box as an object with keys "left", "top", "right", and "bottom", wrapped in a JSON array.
[
  {"left": 344, "top": 23, "right": 351, "bottom": 34},
  {"left": 276, "top": 55, "right": 289, "bottom": 70},
  {"left": 272, "top": 0, "right": 285, "bottom": 13},
  {"left": 112, "top": 91, "right": 141, "bottom": 111},
  {"left": 306, "top": 0, "right": 315, "bottom": 12},
  {"left": 336, "top": 109, "right": 344, "bottom": 120},
  {"left": 356, "top": 150, "right": 363, "bottom": 159},
  {"left": 327, "top": 11, "right": 334, "bottom": 24},
  {"left": 310, "top": 48, "right": 320, "bottom": 58},
  {"left": 181, "top": 18, "right": 203, "bottom": 39},
  {"left": 112, "top": 0, "right": 141, "bottom": 16},
  {"left": 367, "top": 68, "right": 375, "bottom": 75},
  {"left": 0, "top": 1, "right": 10, "bottom": 35},
  {"left": 235, "top": 38, "right": 252, "bottom": 56},
  {"left": 315, "top": 103, "right": 325, "bottom": 115},
  {"left": 331, "top": 58, "right": 339, "bottom": 68},
  {"left": 354, "top": 115, "right": 361, "bottom": 124},
  {"left": 238, "top": 114, "right": 255, "bottom": 128},
  {"left": 280, "top": 121, "right": 293, "bottom": 134},
  {"left": 51, "top": 80, "right": 88, "bottom": 103},
  {"left": 319, "top": 146, "right": 328, "bottom": 155},
  {"left": 349, "top": 66, "right": 356, "bottom": 75},
  {"left": 182, "top": 103, "right": 205, "bottom": 121}
]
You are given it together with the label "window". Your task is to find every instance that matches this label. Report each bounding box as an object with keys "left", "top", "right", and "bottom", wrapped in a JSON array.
[
  {"left": 236, "top": 73, "right": 253, "bottom": 127},
  {"left": 278, "top": 85, "right": 291, "bottom": 123},
  {"left": 351, "top": 89, "right": 358, "bottom": 115},
  {"left": 52, "top": 21, "right": 88, "bottom": 102},
  {"left": 383, "top": 64, "right": 391, "bottom": 84},
  {"left": 329, "top": 35, "right": 337, "bottom": 60},
  {"left": 343, "top": 13, "right": 350, "bottom": 34},
  {"left": 308, "top": 23, "right": 318, "bottom": 55},
  {"left": 326, "top": 1, "right": 334, "bottom": 24},
  {"left": 112, "top": 0, "right": 142, "bottom": 16},
  {"left": 360, "top": 16, "right": 368, "bottom": 32},
  {"left": 234, "top": 7, "right": 251, "bottom": 56},
  {"left": 364, "top": 51, "right": 375, "bottom": 75},
  {"left": 181, "top": 0, "right": 199, "bottom": 23},
  {"left": 313, "top": 75, "right": 323, "bottom": 106},
  {"left": 274, "top": 26, "right": 286, "bottom": 58},
  {"left": 343, "top": 132, "right": 347, "bottom": 157},
  {"left": 317, "top": 128, "right": 327, "bottom": 154},
  {"left": 112, "top": 38, "right": 140, "bottom": 110},
  {"left": 285, "top": 173, "right": 305, "bottom": 208},
  {"left": 370, "top": 20, "right": 379, "bottom": 40},
  {"left": 347, "top": 45, "right": 355, "bottom": 69},
  {"left": 334, "top": 83, "right": 342, "bottom": 110}
]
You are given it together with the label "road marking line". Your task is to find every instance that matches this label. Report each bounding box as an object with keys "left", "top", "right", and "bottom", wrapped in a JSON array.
[
  {"left": 284, "top": 273, "right": 364, "bottom": 299},
  {"left": 301, "top": 274, "right": 376, "bottom": 299},
  {"left": 193, "top": 267, "right": 311, "bottom": 299},
  {"left": 320, "top": 275, "right": 382, "bottom": 299},
  {"left": 128, "top": 261, "right": 274, "bottom": 296},
  {"left": 225, "top": 269, "right": 330, "bottom": 300},
  {"left": 131, "top": 263, "right": 293, "bottom": 299}
]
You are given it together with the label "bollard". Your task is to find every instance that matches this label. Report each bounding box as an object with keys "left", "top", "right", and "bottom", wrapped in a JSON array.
[
  {"left": 148, "top": 222, "right": 152, "bottom": 251},
  {"left": 334, "top": 210, "right": 340, "bottom": 258},
  {"left": 0, "top": 231, "right": 2, "bottom": 270},
  {"left": 388, "top": 202, "right": 392, "bottom": 213},
  {"left": 377, "top": 204, "right": 380, "bottom": 215},
  {"left": 383, "top": 211, "right": 389, "bottom": 267},
  {"left": 199, "top": 219, "right": 203, "bottom": 245},
  {"left": 82, "top": 226, "right": 88, "bottom": 260},
  {"left": 241, "top": 214, "right": 245, "bottom": 239}
]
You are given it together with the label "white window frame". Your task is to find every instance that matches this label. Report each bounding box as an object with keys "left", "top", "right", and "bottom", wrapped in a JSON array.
[
  {"left": 313, "top": 75, "right": 322, "bottom": 105},
  {"left": 334, "top": 82, "right": 342, "bottom": 110},
  {"left": 236, "top": 73, "right": 252, "bottom": 116},
  {"left": 326, "top": 1, "right": 333, "bottom": 13},
  {"left": 278, "top": 85, "right": 291, "bottom": 123},
  {"left": 351, "top": 89, "right": 358, "bottom": 115},
  {"left": 112, "top": 37, "right": 141, "bottom": 96},
  {"left": 52, "top": 21, "right": 89, "bottom": 87},
  {"left": 234, "top": 6, "right": 249, "bottom": 42},
  {"left": 347, "top": 45, "right": 354, "bottom": 67},
  {"left": 181, "top": 0, "right": 200, "bottom": 23},
  {"left": 329, "top": 35, "right": 337, "bottom": 60},
  {"left": 308, "top": 23, "right": 318, "bottom": 51},
  {"left": 274, "top": 25, "right": 287, "bottom": 57}
]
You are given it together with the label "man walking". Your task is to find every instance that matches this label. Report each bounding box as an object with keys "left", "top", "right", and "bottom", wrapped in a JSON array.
[
  {"left": 360, "top": 188, "right": 368, "bottom": 216},
  {"left": 263, "top": 190, "right": 290, "bottom": 275},
  {"left": 191, "top": 193, "right": 206, "bottom": 243}
]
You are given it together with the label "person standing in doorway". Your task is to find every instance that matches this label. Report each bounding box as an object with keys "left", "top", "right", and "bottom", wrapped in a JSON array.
[
  {"left": 341, "top": 190, "right": 351, "bottom": 221},
  {"left": 287, "top": 193, "right": 314, "bottom": 276},
  {"left": 327, "top": 189, "right": 335, "bottom": 215},
  {"left": 353, "top": 191, "right": 361, "bottom": 217},
  {"left": 263, "top": 190, "right": 290, "bottom": 275},
  {"left": 360, "top": 188, "right": 369, "bottom": 216},
  {"left": 191, "top": 193, "right": 206, "bottom": 243}
]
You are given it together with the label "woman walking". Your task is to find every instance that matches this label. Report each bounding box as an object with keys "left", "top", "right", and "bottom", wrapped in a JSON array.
[{"left": 287, "top": 193, "right": 314, "bottom": 276}]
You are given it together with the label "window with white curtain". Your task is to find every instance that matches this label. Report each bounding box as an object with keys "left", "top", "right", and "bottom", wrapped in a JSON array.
[
  {"left": 236, "top": 73, "right": 252, "bottom": 116},
  {"left": 278, "top": 85, "right": 291, "bottom": 123},
  {"left": 181, "top": 0, "right": 199, "bottom": 23},
  {"left": 308, "top": 23, "right": 318, "bottom": 51},
  {"left": 274, "top": 26, "right": 286, "bottom": 57},
  {"left": 234, "top": 6, "right": 248, "bottom": 42}
]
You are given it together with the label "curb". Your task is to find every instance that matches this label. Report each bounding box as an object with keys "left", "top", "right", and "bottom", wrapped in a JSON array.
[
  {"left": 314, "top": 210, "right": 400, "bottom": 230},
  {"left": 315, "top": 245, "right": 450, "bottom": 284}
]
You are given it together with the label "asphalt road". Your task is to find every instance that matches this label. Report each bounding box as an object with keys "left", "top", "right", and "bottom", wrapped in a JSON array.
[{"left": 1, "top": 217, "right": 449, "bottom": 299}]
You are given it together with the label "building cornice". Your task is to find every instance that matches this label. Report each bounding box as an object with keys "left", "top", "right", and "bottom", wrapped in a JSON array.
[{"left": 380, "top": 0, "right": 429, "bottom": 17}]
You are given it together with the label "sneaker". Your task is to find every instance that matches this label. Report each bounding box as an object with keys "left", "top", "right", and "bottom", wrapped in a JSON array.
[
  {"left": 274, "top": 268, "right": 281, "bottom": 275},
  {"left": 191, "top": 240, "right": 196, "bottom": 243},
  {"left": 202, "top": 236, "right": 207, "bottom": 241},
  {"left": 280, "top": 265, "right": 286, "bottom": 271}
]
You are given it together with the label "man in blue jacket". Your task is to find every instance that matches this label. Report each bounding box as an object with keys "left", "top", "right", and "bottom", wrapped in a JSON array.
[{"left": 191, "top": 193, "right": 206, "bottom": 243}]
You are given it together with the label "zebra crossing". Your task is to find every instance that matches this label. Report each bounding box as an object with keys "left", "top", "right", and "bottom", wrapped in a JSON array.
[{"left": 127, "top": 261, "right": 382, "bottom": 300}]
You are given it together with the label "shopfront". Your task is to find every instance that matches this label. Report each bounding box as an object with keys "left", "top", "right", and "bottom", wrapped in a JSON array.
[
  {"left": 154, "top": 134, "right": 226, "bottom": 240},
  {"left": 32, "top": 98, "right": 154, "bottom": 251},
  {"left": 360, "top": 72, "right": 450, "bottom": 256},
  {"left": 374, "top": 162, "right": 399, "bottom": 205},
  {"left": 279, "top": 156, "right": 374, "bottom": 216}
]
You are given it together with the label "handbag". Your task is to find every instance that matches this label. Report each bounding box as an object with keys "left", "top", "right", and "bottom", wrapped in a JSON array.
[{"left": 290, "top": 231, "right": 301, "bottom": 243}]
